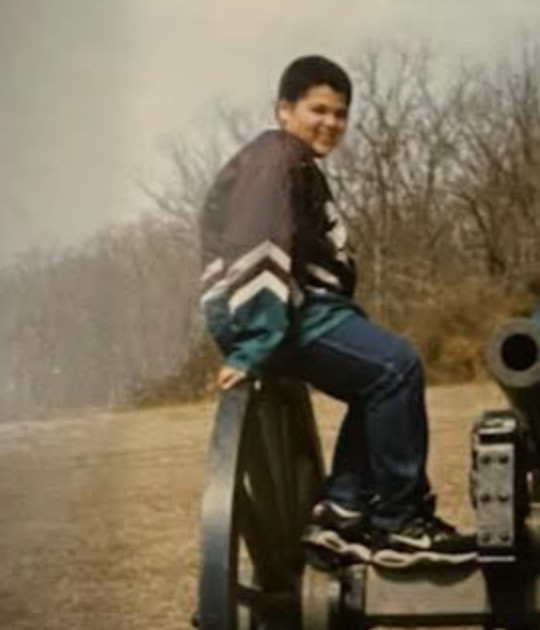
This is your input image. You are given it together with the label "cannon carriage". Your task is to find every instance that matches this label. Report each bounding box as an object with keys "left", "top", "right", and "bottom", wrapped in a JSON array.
[{"left": 195, "top": 319, "right": 540, "bottom": 630}]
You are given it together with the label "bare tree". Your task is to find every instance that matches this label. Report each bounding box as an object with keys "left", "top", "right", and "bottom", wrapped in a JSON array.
[{"left": 3, "top": 42, "right": 540, "bottom": 420}]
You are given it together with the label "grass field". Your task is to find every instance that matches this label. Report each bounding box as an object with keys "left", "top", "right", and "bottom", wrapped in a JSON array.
[{"left": 0, "top": 384, "right": 506, "bottom": 630}]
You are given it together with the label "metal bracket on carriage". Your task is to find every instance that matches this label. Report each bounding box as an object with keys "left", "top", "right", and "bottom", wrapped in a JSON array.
[{"left": 471, "top": 409, "right": 526, "bottom": 563}]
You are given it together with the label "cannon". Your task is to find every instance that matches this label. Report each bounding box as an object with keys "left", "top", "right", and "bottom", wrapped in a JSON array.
[
  {"left": 195, "top": 318, "right": 540, "bottom": 630},
  {"left": 481, "top": 318, "right": 540, "bottom": 556}
]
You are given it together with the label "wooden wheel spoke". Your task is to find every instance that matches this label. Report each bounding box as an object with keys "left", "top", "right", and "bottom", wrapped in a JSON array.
[
  {"left": 236, "top": 482, "right": 290, "bottom": 585},
  {"left": 236, "top": 583, "right": 296, "bottom": 614},
  {"left": 243, "top": 415, "right": 290, "bottom": 547},
  {"left": 278, "top": 407, "right": 306, "bottom": 543},
  {"left": 257, "top": 404, "right": 296, "bottom": 538},
  {"left": 242, "top": 438, "right": 283, "bottom": 522}
]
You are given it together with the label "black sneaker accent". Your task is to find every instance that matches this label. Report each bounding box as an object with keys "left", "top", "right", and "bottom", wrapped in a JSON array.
[
  {"left": 372, "top": 515, "right": 478, "bottom": 569},
  {"left": 302, "top": 501, "right": 372, "bottom": 568}
]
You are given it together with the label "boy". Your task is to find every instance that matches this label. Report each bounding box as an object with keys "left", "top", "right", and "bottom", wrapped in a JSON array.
[{"left": 200, "top": 55, "right": 476, "bottom": 568}]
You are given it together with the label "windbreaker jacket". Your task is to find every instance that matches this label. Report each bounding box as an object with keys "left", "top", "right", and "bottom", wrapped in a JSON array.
[{"left": 200, "top": 129, "right": 358, "bottom": 375}]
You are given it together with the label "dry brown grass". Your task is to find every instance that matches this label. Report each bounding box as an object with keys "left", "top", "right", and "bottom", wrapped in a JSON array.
[{"left": 0, "top": 384, "right": 506, "bottom": 629}]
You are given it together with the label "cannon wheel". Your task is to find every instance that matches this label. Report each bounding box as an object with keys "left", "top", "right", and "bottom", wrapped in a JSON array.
[{"left": 198, "top": 378, "right": 326, "bottom": 630}]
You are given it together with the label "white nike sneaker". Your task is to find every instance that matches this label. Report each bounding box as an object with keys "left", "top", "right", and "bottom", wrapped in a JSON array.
[
  {"left": 372, "top": 515, "right": 478, "bottom": 569},
  {"left": 302, "top": 500, "right": 372, "bottom": 569}
]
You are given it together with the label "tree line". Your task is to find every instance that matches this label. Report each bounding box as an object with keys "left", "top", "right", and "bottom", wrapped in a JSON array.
[{"left": 1, "top": 44, "right": 540, "bottom": 420}]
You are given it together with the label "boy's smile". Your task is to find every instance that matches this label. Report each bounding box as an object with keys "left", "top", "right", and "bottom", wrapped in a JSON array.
[{"left": 277, "top": 85, "right": 349, "bottom": 157}]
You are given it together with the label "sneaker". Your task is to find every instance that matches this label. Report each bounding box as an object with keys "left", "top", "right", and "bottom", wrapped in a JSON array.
[
  {"left": 302, "top": 501, "right": 372, "bottom": 569},
  {"left": 372, "top": 515, "right": 478, "bottom": 569}
]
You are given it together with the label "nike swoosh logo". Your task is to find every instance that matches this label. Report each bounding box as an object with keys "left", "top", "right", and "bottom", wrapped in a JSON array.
[{"left": 390, "top": 534, "right": 432, "bottom": 550}]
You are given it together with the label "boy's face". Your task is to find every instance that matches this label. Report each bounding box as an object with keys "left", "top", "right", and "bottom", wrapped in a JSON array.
[{"left": 277, "top": 85, "right": 349, "bottom": 157}]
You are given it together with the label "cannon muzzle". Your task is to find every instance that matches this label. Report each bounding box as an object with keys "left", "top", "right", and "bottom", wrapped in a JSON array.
[
  {"left": 486, "top": 318, "right": 540, "bottom": 389},
  {"left": 486, "top": 317, "right": 540, "bottom": 449}
]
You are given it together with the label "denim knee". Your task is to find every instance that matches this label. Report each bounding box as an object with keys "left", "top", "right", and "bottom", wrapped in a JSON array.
[{"left": 384, "top": 338, "right": 424, "bottom": 385}]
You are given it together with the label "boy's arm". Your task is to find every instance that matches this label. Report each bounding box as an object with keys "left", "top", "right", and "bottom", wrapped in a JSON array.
[
  {"left": 218, "top": 141, "right": 301, "bottom": 377},
  {"left": 223, "top": 242, "right": 294, "bottom": 376}
]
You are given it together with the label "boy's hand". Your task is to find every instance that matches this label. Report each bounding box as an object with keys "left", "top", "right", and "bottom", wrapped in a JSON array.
[{"left": 217, "top": 365, "right": 248, "bottom": 390}]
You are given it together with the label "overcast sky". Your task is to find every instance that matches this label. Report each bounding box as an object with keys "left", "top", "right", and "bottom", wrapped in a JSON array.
[{"left": 1, "top": 0, "right": 539, "bottom": 266}]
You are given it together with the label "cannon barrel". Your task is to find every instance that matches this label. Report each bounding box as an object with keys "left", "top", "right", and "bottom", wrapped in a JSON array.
[{"left": 485, "top": 317, "right": 540, "bottom": 449}]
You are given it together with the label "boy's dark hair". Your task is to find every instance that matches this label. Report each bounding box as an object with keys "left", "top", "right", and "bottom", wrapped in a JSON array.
[{"left": 278, "top": 55, "right": 352, "bottom": 105}]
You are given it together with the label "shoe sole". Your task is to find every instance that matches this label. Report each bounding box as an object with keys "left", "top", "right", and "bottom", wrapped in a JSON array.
[
  {"left": 302, "top": 530, "right": 478, "bottom": 570},
  {"left": 302, "top": 530, "right": 372, "bottom": 565},
  {"left": 372, "top": 548, "right": 478, "bottom": 569},
  {"left": 302, "top": 530, "right": 348, "bottom": 572}
]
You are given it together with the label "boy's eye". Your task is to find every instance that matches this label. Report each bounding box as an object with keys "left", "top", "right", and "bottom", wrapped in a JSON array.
[{"left": 310, "top": 104, "right": 348, "bottom": 119}]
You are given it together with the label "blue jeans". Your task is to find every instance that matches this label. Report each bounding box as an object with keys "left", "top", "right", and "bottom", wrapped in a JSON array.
[{"left": 270, "top": 311, "right": 434, "bottom": 531}]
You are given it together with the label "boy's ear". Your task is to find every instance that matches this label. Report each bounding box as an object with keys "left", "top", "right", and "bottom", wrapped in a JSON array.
[{"left": 275, "top": 99, "right": 293, "bottom": 127}]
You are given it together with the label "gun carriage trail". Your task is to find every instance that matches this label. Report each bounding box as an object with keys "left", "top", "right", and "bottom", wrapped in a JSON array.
[{"left": 0, "top": 384, "right": 505, "bottom": 630}]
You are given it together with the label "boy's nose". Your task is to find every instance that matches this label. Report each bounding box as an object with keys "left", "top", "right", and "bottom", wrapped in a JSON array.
[{"left": 323, "top": 115, "right": 342, "bottom": 129}]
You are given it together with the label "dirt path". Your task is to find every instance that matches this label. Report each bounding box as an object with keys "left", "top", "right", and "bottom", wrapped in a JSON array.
[{"left": 0, "top": 384, "right": 505, "bottom": 630}]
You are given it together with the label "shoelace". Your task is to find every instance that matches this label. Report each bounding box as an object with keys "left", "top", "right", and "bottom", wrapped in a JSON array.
[
  {"left": 424, "top": 515, "right": 457, "bottom": 535},
  {"left": 398, "top": 515, "right": 456, "bottom": 538}
]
